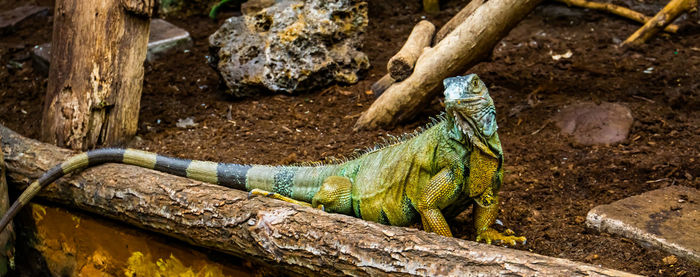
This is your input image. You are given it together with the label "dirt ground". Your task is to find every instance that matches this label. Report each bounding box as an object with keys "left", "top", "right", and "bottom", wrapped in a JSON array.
[{"left": 1, "top": 0, "right": 699, "bottom": 276}]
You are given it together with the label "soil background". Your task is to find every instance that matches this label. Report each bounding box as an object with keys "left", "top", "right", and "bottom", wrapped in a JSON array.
[{"left": 1, "top": 0, "right": 699, "bottom": 276}]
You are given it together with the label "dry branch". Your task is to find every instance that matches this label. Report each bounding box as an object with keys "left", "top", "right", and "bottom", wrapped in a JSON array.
[
  {"left": 369, "top": 74, "right": 395, "bottom": 98},
  {"left": 371, "top": 0, "right": 484, "bottom": 97},
  {"left": 623, "top": 0, "right": 698, "bottom": 47},
  {"left": 0, "top": 124, "right": 639, "bottom": 276},
  {"left": 433, "top": 0, "right": 485, "bottom": 44},
  {"left": 356, "top": 0, "right": 544, "bottom": 130},
  {"left": 555, "top": 0, "right": 680, "bottom": 33},
  {"left": 388, "top": 20, "right": 435, "bottom": 81}
]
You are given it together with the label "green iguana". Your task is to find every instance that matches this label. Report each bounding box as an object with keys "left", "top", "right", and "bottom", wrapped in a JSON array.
[{"left": 0, "top": 74, "right": 525, "bottom": 245}]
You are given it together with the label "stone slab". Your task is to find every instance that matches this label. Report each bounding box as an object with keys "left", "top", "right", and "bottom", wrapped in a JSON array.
[
  {"left": 587, "top": 186, "right": 700, "bottom": 264},
  {"left": 553, "top": 101, "right": 633, "bottom": 145},
  {"left": 31, "top": 19, "right": 191, "bottom": 73},
  {"left": 146, "top": 19, "right": 192, "bottom": 62},
  {"left": 0, "top": 5, "right": 49, "bottom": 34}
]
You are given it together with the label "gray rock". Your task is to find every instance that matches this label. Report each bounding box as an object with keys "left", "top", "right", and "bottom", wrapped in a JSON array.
[
  {"left": 209, "top": 0, "right": 370, "bottom": 97},
  {"left": 553, "top": 102, "right": 633, "bottom": 145},
  {"left": 32, "top": 19, "right": 192, "bottom": 74},
  {"left": 147, "top": 19, "right": 193, "bottom": 62},
  {"left": 587, "top": 186, "right": 700, "bottom": 264}
]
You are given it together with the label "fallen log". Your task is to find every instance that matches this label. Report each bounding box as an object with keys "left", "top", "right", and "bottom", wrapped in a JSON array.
[
  {"left": 0, "top": 124, "right": 637, "bottom": 276},
  {"left": 356, "top": 0, "right": 544, "bottom": 130},
  {"left": 0, "top": 133, "right": 13, "bottom": 275},
  {"left": 622, "top": 0, "right": 698, "bottom": 47},
  {"left": 388, "top": 20, "right": 435, "bottom": 82},
  {"left": 555, "top": 0, "right": 679, "bottom": 33}
]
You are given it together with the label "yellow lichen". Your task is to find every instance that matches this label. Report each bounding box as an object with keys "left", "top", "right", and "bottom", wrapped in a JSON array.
[
  {"left": 31, "top": 204, "right": 47, "bottom": 222},
  {"left": 71, "top": 215, "right": 81, "bottom": 228},
  {"left": 125, "top": 252, "right": 225, "bottom": 277}
]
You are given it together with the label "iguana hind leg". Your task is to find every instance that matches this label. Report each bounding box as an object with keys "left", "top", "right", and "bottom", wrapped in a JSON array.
[
  {"left": 312, "top": 176, "right": 353, "bottom": 215},
  {"left": 248, "top": 176, "right": 353, "bottom": 215}
]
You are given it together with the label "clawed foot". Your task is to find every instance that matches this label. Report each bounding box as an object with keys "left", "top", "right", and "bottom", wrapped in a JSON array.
[
  {"left": 248, "top": 189, "right": 322, "bottom": 210},
  {"left": 476, "top": 228, "right": 526, "bottom": 246},
  {"left": 248, "top": 188, "right": 272, "bottom": 199}
]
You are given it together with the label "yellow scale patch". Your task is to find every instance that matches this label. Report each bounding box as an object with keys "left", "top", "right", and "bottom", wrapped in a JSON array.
[
  {"left": 246, "top": 166, "right": 276, "bottom": 192},
  {"left": 61, "top": 152, "right": 89, "bottom": 173},
  {"left": 123, "top": 149, "right": 157, "bottom": 169},
  {"left": 468, "top": 149, "right": 499, "bottom": 197},
  {"left": 186, "top": 161, "right": 219, "bottom": 184}
]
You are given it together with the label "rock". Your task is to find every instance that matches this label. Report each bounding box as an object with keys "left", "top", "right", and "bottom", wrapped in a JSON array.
[
  {"left": 0, "top": 5, "right": 49, "bottom": 34},
  {"left": 587, "top": 186, "right": 700, "bottom": 264},
  {"left": 31, "top": 43, "right": 51, "bottom": 75},
  {"left": 32, "top": 19, "right": 191, "bottom": 74},
  {"left": 147, "top": 19, "right": 193, "bottom": 61},
  {"left": 209, "top": 0, "right": 370, "bottom": 97},
  {"left": 553, "top": 102, "right": 633, "bottom": 145}
]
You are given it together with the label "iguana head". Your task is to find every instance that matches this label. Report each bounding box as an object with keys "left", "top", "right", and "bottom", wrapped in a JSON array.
[{"left": 443, "top": 74, "right": 502, "bottom": 158}]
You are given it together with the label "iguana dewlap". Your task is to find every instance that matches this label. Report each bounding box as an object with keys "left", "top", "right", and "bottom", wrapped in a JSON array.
[{"left": 0, "top": 74, "right": 524, "bottom": 245}]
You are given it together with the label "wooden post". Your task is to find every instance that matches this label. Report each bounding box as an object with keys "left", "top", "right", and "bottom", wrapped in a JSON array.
[
  {"left": 42, "top": 0, "right": 154, "bottom": 150},
  {"left": 0, "top": 133, "right": 13, "bottom": 275}
]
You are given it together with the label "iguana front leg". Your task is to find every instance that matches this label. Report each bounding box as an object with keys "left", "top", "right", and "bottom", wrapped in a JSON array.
[
  {"left": 416, "top": 168, "right": 460, "bottom": 237},
  {"left": 474, "top": 194, "right": 526, "bottom": 245}
]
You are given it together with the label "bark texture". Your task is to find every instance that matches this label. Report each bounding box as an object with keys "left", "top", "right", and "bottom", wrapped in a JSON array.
[
  {"left": 0, "top": 133, "right": 13, "bottom": 275},
  {"left": 622, "top": 0, "right": 697, "bottom": 47},
  {"left": 0, "top": 124, "right": 637, "bottom": 276},
  {"left": 356, "top": 0, "right": 544, "bottom": 130},
  {"left": 42, "top": 0, "right": 152, "bottom": 150},
  {"left": 433, "top": 0, "right": 484, "bottom": 44},
  {"left": 388, "top": 20, "right": 435, "bottom": 82}
]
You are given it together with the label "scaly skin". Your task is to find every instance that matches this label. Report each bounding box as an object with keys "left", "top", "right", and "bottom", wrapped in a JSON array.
[{"left": 0, "top": 74, "right": 524, "bottom": 245}]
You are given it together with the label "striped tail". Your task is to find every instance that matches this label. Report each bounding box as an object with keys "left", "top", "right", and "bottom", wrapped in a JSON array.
[{"left": 0, "top": 148, "right": 252, "bottom": 232}]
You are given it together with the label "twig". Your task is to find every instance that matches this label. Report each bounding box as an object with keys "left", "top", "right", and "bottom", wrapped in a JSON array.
[
  {"left": 555, "top": 0, "right": 680, "bottom": 33},
  {"left": 632, "top": 95, "right": 655, "bottom": 103},
  {"left": 531, "top": 120, "right": 551, "bottom": 135},
  {"left": 623, "top": 0, "right": 698, "bottom": 47}
]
